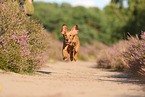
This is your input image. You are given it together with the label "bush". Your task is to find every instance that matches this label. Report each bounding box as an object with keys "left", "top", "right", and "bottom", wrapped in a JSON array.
[
  {"left": 96, "top": 32, "right": 145, "bottom": 76},
  {"left": 0, "top": 2, "right": 49, "bottom": 73},
  {"left": 124, "top": 32, "right": 145, "bottom": 75},
  {"left": 97, "top": 41, "right": 129, "bottom": 71}
]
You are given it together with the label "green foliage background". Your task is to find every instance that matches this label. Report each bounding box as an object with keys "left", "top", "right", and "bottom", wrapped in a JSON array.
[
  {"left": 32, "top": 0, "right": 145, "bottom": 45},
  {"left": 32, "top": 2, "right": 102, "bottom": 45}
]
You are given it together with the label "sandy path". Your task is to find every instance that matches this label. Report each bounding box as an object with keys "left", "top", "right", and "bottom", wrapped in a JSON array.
[{"left": 0, "top": 61, "right": 145, "bottom": 97}]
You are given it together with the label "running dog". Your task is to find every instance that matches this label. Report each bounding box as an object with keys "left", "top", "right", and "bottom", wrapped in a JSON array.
[{"left": 61, "top": 24, "right": 80, "bottom": 61}]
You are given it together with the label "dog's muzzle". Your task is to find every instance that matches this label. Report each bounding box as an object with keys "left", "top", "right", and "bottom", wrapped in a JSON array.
[{"left": 65, "top": 39, "right": 70, "bottom": 44}]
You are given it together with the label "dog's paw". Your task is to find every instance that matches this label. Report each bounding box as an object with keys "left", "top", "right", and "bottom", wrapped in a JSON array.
[
  {"left": 74, "top": 58, "right": 77, "bottom": 61},
  {"left": 70, "top": 57, "right": 73, "bottom": 61},
  {"left": 63, "top": 57, "right": 67, "bottom": 61}
]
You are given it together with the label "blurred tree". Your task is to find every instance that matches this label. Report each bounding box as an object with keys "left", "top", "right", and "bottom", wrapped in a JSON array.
[
  {"left": 111, "top": 0, "right": 123, "bottom": 9},
  {"left": 99, "top": 0, "right": 128, "bottom": 44},
  {"left": 32, "top": 2, "right": 101, "bottom": 45},
  {"left": 123, "top": 0, "right": 145, "bottom": 38},
  {"left": 61, "top": 2, "right": 71, "bottom": 8},
  {"left": 32, "top": 1, "right": 145, "bottom": 45}
]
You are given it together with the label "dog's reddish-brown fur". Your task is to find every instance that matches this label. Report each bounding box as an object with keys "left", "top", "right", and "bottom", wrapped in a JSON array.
[{"left": 61, "top": 24, "right": 80, "bottom": 61}]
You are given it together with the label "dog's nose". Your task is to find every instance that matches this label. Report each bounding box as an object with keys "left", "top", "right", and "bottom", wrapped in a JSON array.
[{"left": 66, "top": 39, "right": 69, "bottom": 42}]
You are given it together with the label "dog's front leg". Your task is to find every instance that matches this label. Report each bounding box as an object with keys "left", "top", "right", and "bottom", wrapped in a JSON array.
[
  {"left": 74, "top": 43, "right": 79, "bottom": 61},
  {"left": 74, "top": 51, "right": 78, "bottom": 61},
  {"left": 70, "top": 51, "right": 74, "bottom": 61},
  {"left": 62, "top": 45, "right": 68, "bottom": 61}
]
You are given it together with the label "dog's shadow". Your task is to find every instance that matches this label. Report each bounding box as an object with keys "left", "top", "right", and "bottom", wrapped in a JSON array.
[{"left": 36, "top": 71, "right": 52, "bottom": 75}]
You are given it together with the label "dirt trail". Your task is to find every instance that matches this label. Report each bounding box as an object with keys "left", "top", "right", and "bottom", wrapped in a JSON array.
[{"left": 0, "top": 61, "right": 145, "bottom": 97}]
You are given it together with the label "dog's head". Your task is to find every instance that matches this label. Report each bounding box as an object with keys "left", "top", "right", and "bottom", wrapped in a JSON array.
[{"left": 61, "top": 24, "right": 79, "bottom": 45}]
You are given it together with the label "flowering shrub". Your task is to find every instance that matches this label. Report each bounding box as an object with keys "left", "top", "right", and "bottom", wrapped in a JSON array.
[
  {"left": 97, "top": 41, "right": 129, "bottom": 71},
  {"left": 124, "top": 32, "right": 145, "bottom": 76},
  {"left": 78, "top": 41, "right": 107, "bottom": 61},
  {"left": 97, "top": 32, "right": 145, "bottom": 76},
  {"left": 0, "top": 2, "right": 50, "bottom": 73}
]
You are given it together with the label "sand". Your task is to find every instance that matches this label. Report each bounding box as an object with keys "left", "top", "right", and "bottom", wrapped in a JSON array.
[{"left": 0, "top": 61, "right": 145, "bottom": 97}]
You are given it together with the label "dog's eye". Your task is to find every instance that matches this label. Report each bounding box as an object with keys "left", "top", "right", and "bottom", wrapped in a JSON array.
[{"left": 70, "top": 35, "right": 72, "bottom": 36}]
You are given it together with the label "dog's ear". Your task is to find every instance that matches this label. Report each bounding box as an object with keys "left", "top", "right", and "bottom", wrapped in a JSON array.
[
  {"left": 71, "top": 25, "right": 79, "bottom": 35},
  {"left": 61, "top": 24, "right": 67, "bottom": 34}
]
